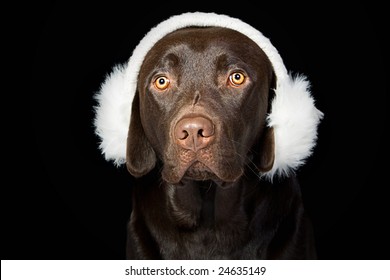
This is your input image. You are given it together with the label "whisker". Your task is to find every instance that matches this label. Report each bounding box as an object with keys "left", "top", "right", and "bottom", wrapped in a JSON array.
[
  {"left": 222, "top": 138, "right": 262, "bottom": 180},
  {"left": 235, "top": 152, "right": 262, "bottom": 180}
]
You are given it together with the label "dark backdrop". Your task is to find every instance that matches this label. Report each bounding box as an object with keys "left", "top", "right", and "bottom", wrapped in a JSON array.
[{"left": 4, "top": 2, "right": 389, "bottom": 259}]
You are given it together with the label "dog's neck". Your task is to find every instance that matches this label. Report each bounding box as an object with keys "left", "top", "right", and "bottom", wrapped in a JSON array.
[
  {"left": 130, "top": 167, "right": 305, "bottom": 259},
  {"left": 164, "top": 175, "right": 259, "bottom": 230}
]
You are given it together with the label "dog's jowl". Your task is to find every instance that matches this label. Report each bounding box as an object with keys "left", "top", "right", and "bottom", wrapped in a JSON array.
[{"left": 95, "top": 12, "right": 323, "bottom": 259}]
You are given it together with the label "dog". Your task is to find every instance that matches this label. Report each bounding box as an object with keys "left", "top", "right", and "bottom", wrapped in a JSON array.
[
  {"left": 94, "top": 12, "right": 322, "bottom": 259},
  {"left": 125, "top": 27, "right": 317, "bottom": 259}
]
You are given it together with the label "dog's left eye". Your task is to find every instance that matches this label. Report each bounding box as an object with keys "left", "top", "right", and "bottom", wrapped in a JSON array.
[
  {"left": 154, "top": 76, "right": 170, "bottom": 90},
  {"left": 229, "top": 72, "right": 246, "bottom": 86}
]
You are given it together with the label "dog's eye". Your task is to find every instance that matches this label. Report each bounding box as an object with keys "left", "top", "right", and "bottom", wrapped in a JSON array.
[
  {"left": 154, "top": 76, "right": 170, "bottom": 90},
  {"left": 229, "top": 72, "right": 246, "bottom": 86}
]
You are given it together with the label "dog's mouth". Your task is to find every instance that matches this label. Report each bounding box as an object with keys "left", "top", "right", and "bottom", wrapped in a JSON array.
[
  {"left": 183, "top": 161, "right": 218, "bottom": 181},
  {"left": 162, "top": 151, "right": 244, "bottom": 185}
]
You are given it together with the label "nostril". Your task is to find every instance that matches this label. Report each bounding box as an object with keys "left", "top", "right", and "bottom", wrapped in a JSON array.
[
  {"left": 179, "top": 130, "right": 189, "bottom": 140},
  {"left": 198, "top": 124, "right": 214, "bottom": 138}
]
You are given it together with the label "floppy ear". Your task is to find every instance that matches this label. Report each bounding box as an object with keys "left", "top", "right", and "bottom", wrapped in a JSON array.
[
  {"left": 256, "top": 127, "right": 275, "bottom": 172},
  {"left": 255, "top": 70, "right": 276, "bottom": 173},
  {"left": 126, "top": 91, "right": 156, "bottom": 177}
]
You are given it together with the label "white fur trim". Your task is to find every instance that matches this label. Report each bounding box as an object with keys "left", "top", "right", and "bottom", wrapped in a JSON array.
[{"left": 94, "top": 12, "right": 323, "bottom": 179}]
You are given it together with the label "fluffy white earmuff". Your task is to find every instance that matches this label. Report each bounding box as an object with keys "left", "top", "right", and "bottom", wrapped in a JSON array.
[{"left": 94, "top": 12, "right": 324, "bottom": 179}]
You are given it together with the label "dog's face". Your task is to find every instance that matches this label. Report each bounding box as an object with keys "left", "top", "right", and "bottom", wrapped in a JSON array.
[{"left": 126, "top": 27, "right": 276, "bottom": 184}]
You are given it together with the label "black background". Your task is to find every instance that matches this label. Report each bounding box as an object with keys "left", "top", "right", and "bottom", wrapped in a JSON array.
[{"left": 3, "top": 2, "right": 389, "bottom": 260}]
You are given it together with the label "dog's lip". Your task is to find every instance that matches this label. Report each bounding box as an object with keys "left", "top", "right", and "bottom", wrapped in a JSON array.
[
  {"left": 187, "top": 156, "right": 215, "bottom": 170},
  {"left": 185, "top": 161, "right": 214, "bottom": 176},
  {"left": 178, "top": 159, "right": 215, "bottom": 180},
  {"left": 162, "top": 145, "right": 244, "bottom": 184},
  {"left": 163, "top": 157, "right": 241, "bottom": 185},
  {"left": 162, "top": 157, "right": 215, "bottom": 184}
]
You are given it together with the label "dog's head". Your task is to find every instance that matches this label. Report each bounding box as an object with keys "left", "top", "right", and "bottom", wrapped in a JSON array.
[
  {"left": 94, "top": 12, "right": 323, "bottom": 182},
  {"left": 127, "top": 27, "right": 275, "bottom": 184}
]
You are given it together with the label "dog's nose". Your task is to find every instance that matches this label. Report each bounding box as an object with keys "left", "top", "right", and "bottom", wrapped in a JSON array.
[{"left": 175, "top": 116, "right": 215, "bottom": 151}]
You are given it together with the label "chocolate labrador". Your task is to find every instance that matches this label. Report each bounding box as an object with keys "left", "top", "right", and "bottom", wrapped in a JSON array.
[{"left": 124, "top": 27, "right": 317, "bottom": 259}]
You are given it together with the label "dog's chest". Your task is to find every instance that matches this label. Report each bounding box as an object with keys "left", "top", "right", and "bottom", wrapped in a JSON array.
[{"left": 156, "top": 181, "right": 252, "bottom": 259}]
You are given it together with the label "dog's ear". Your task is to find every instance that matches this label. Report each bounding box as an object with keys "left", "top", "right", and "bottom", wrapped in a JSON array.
[
  {"left": 126, "top": 91, "right": 156, "bottom": 177},
  {"left": 255, "top": 71, "right": 276, "bottom": 173},
  {"left": 256, "top": 127, "right": 275, "bottom": 172}
]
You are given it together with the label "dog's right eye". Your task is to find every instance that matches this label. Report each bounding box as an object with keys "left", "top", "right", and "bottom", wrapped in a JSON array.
[{"left": 154, "top": 76, "right": 170, "bottom": 91}]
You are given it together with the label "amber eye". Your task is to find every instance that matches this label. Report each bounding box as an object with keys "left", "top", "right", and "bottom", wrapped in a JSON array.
[
  {"left": 229, "top": 72, "right": 246, "bottom": 86},
  {"left": 154, "top": 76, "right": 170, "bottom": 90}
]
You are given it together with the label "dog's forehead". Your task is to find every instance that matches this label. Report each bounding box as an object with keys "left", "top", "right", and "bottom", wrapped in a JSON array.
[
  {"left": 151, "top": 27, "right": 264, "bottom": 59},
  {"left": 141, "top": 27, "right": 269, "bottom": 74}
]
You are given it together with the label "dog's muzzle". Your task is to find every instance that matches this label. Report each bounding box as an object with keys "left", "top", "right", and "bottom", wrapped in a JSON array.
[{"left": 161, "top": 114, "right": 243, "bottom": 184}]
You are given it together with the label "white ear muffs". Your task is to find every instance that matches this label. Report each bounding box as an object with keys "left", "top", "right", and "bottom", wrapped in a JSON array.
[{"left": 94, "top": 12, "right": 324, "bottom": 180}]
